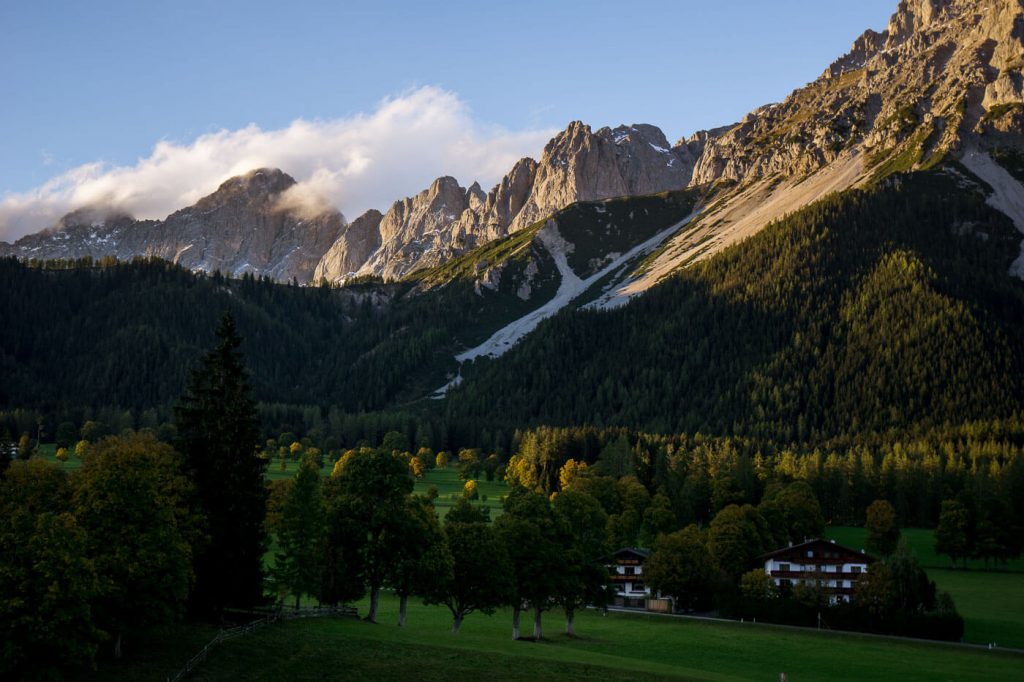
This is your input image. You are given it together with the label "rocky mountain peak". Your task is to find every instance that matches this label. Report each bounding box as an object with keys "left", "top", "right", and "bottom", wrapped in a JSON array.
[
  {"left": 54, "top": 206, "right": 136, "bottom": 231},
  {"left": 313, "top": 208, "right": 384, "bottom": 283},
  {"left": 507, "top": 120, "right": 694, "bottom": 232},
  {"left": 192, "top": 168, "right": 297, "bottom": 212},
  {"left": 318, "top": 118, "right": 696, "bottom": 283},
  {"left": 691, "top": 0, "right": 1024, "bottom": 187},
  {"left": 887, "top": 0, "right": 952, "bottom": 44},
  {"left": 1, "top": 167, "right": 344, "bottom": 282}
]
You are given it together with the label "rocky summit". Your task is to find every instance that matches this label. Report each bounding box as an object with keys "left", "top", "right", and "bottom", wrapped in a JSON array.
[
  {"left": 0, "top": 169, "right": 346, "bottom": 282},
  {"left": 319, "top": 121, "right": 695, "bottom": 282},
  {"left": 690, "top": 0, "right": 1024, "bottom": 187}
]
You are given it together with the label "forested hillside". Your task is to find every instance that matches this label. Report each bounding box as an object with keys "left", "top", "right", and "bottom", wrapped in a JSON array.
[
  {"left": 0, "top": 190, "right": 699, "bottom": 433},
  {"left": 0, "top": 255, "right": 524, "bottom": 416},
  {"left": 446, "top": 170, "right": 1024, "bottom": 442},
  {"left": 2, "top": 169, "right": 1023, "bottom": 453}
]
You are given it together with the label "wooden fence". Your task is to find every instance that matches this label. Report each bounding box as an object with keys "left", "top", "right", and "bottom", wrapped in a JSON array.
[{"left": 166, "top": 605, "right": 358, "bottom": 682}]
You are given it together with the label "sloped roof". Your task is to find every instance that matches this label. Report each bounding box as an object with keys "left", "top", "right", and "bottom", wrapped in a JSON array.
[
  {"left": 757, "top": 538, "right": 876, "bottom": 562},
  {"left": 598, "top": 547, "right": 651, "bottom": 562}
]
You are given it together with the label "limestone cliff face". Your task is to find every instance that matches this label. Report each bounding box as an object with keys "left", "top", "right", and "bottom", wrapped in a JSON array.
[
  {"left": 316, "top": 122, "right": 695, "bottom": 283},
  {"left": 690, "top": 0, "right": 1024, "bottom": 186},
  {"left": 312, "top": 209, "right": 383, "bottom": 282},
  {"left": 1, "top": 169, "right": 346, "bottom": 282},
  {"left": 507, "top": 122, "right": 693, "bottom": 232},
  {"left": 150, "top": 169, "right": 345, "bottom": 281},
  {"left": 353, "top": 177, "right": 484, "bottom": 281}
]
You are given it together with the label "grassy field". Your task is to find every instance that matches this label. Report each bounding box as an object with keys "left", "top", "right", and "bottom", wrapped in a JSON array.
[
  {"left": 33, "top": 446, "right": 510, "bottom": 517},
  {"left": 412, "top": 466, "right": 508, "bottom": 518},
  {"left": 91, "top": 592, "right": 1023, "bottom": 682},
  {"left": 826, "top": 526, "right": 1024, "bottom": 648},
  {"left": 929, "top": 569, "right": 1024, "bottom": 649}
]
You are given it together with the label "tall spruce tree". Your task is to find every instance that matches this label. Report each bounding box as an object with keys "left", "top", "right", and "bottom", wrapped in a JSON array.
[{"left": 175, "top": 312, "right": 266, "bottom": 616}]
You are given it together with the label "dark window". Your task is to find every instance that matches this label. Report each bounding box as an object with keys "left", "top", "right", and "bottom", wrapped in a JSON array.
[{"left": 779, "top": 563, "right": 791, "bottom": 572}]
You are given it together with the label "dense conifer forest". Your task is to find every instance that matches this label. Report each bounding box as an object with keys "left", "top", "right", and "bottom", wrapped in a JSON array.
[{"left": 447, "top": 171, "right": 1024, "bottom": 440}]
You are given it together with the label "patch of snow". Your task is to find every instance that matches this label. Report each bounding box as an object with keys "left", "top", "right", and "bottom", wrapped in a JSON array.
[
  {"left": 962, "top": 150, "right": 1024, "bottom": 278},
  {"left": 649, "top": 143, "right": 670, "bottom": 154},
  {"left": 446, "top": 209, "right": 700, "bottom": 371}
]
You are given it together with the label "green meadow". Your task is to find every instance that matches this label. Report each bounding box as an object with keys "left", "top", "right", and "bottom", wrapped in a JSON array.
[
  {"left": 826, "top": 526, "right": 1024, "bottom": 648},
  {"left": 92, "top": 593, "right": 1022, "bottom": 682}
]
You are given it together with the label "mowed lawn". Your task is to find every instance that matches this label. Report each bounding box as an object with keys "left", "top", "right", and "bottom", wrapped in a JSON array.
[
  {"left": 826, "top": 526, "right": 1024, "bottom": 648},
  {"left": 103, "top": 593, "right": 1023, "bottom": 682}
]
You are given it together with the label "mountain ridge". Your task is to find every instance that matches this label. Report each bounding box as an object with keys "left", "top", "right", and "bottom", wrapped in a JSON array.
[{"left": 2, "top": 0, "right": 1022, "bottom": 294}]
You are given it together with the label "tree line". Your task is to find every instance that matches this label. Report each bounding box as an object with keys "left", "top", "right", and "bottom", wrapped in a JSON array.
[{"left": 501, "top": 424, "right": 1024, "bottom": 547}]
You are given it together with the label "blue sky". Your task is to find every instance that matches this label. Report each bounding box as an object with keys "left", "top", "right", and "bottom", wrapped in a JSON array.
[{"left": 0, "top": 0, "right": 897, "bottom": 239}]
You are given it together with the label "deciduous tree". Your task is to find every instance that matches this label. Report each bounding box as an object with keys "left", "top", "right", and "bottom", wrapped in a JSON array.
[
  {"left": 495, "top": 490, "right": 562, "bottom": 640},
  {"left": 645, "top": 525, "right": 715, "bottom": 611},
  {"left": 708, "top": 504, "right": 772, "bottom": 578},
  {"left": 552, "top": 490, "right": 612, "bottom": 635},
  {"left": 865, "top": 499, "right": 900, "bottom": 556},
  {"left": 426, "top": 516, "right": 512, "bottom": 633},
  {"left": 386, "top": 495, "right": 452, "bottom": 627},
  {"left": 0, "top": 461, "right": 101, "bottom": 678},
  {"left": 331, "top": 447, "right": 413, "bottom": 623},
  {"left": 72, "top": 433, "right": 201, "bottom": 659},
  {"left": 935, "top": 499, "right": 972, "bottom": 568},
  {"left": 273, "top": 452, "right": 326, "bottom": 609}
]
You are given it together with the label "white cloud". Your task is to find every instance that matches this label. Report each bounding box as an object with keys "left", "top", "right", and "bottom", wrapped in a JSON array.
[{"left": 0, "top": 87, "right": 558, "bottom": 243}]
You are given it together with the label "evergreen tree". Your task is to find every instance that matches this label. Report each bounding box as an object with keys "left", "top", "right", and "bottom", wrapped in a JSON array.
[{"left": 175, "top": 312, "right": 266, "bottom": 616}]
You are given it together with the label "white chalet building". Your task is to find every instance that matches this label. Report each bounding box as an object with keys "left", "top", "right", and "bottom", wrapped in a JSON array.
[
  {"left": 759, "top": 538, "right": 875, "bottom": 604},
  {"left": 602, "top": 548, "right": 651, "bottom": 609}
]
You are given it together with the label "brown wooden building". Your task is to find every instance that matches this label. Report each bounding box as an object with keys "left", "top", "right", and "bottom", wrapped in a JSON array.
[{"left": 758, "top": 538, "right": 876, "bottom": 604}]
